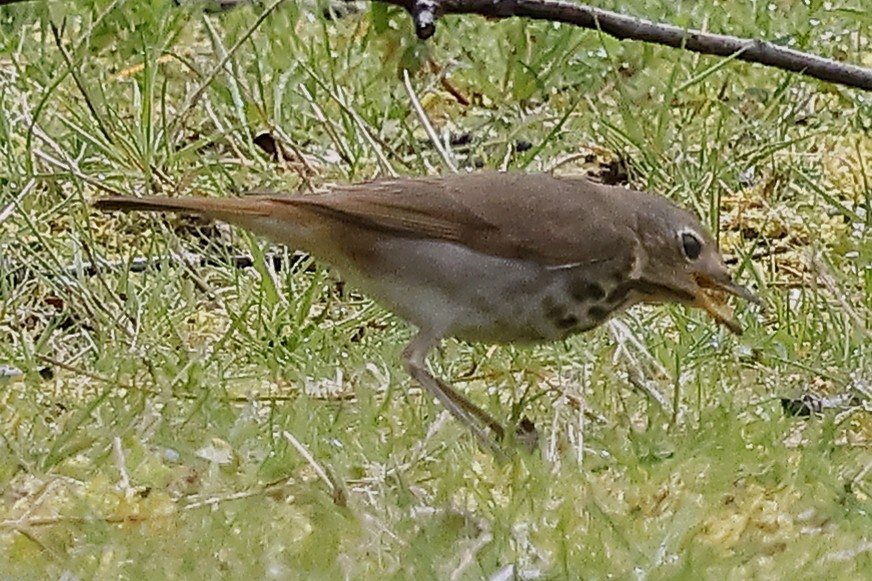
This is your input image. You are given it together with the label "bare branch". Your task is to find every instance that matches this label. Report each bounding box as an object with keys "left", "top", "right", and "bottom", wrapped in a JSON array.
[
  {"left": 374, "top": 0, "right": 872, "bottom": 92},
  {"left": 5, "top": 0, "right": 868, "bottom": 90}
]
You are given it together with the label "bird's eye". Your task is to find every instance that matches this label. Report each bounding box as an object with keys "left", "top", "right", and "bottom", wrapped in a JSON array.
[{"left": 681, "top": 232, "right": 703, "bottom": 260}]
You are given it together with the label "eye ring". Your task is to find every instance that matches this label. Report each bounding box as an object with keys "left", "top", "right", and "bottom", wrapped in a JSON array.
[{"left": 681, "top": 231, "right": 703, "bottom": 260}]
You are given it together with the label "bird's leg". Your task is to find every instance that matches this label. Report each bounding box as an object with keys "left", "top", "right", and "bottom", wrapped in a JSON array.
[
  {"left": 438, "top": 377, "right": 505, "bottom": 440},
  {"left": 434, "top": 362, "right": 539, "bottom": 452},
  {"left": 402, "top": 332, "right": 505, "bottom": 452}
]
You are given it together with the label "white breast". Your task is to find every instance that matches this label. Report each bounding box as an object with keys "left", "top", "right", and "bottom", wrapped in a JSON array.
[{"left": 332, "top": 238, "right": 633, "bottom": 343}]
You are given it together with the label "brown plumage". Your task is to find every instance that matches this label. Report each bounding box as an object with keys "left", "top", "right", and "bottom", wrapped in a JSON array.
[{"left": 96, "top": 171, "right": 759, "bottom": 452}]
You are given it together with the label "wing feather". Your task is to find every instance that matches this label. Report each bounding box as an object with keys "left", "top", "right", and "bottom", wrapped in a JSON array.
[{"left": 265, "top": 172, "right": 639, "bottom": 267}]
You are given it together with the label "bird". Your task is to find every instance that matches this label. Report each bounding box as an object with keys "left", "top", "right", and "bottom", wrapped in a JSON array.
[{"left": 95, "top": 171, "right": 760, "bottom": 452}]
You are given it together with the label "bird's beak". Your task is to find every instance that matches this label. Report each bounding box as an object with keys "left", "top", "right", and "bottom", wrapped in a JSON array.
[{"left": 692, "top": 273, "right": 761, "bottom": 335}]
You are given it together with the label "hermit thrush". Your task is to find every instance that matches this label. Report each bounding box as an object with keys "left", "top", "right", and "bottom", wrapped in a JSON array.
[{"left": 96, "top": 171, "right": 759, "bottom": 450}]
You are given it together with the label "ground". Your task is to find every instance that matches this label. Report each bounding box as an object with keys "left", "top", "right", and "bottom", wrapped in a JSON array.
[{"left": 0, "top": 0, "right": 870, "bottom": 578}]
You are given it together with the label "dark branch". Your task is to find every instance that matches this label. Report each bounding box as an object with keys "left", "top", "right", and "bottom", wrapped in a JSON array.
[
  {"left": 3, "top": 0, "right": 869, "bottom": 90},
  {"left": 374, "top": 0, "right": 872, "bottom": 92}
]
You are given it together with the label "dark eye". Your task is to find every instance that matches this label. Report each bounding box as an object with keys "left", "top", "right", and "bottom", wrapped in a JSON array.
[{"left": 681, "top": 232, "right": 702, "bottom": 260}]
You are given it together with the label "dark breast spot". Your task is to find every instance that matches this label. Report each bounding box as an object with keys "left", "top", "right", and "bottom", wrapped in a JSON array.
[
  {"left": 556, "top": 314, "right": 579, "bottom": 330},
  {"left": 588, "top": 305, "right": 610, "bottom": 322},
  {"left": 542, "top": 296, "right": 581, "bottom": 331},
  {"left": 569, "top": 280, "right": 605, "bottom": 303},
  {"left": 542, "top": 296, "right": 564, "bottom": 320}
]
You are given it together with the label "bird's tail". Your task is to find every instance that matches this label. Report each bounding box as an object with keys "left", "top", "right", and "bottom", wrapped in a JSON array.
[
  {"left": 94, "top": 195, "right": 272, "bottom": 218},
  {"left": 94, "top": 194, "right": 323, "bottom": 254}
]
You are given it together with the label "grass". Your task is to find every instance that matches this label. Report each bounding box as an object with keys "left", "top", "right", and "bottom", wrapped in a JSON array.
[{"left": 0, "top": 0, "right": 870, "bottom": 578}]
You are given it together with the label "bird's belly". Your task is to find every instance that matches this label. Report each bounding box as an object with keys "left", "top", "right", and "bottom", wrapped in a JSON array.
[{"left": 334, "top": 238, "right": 631, "bottom": 343}]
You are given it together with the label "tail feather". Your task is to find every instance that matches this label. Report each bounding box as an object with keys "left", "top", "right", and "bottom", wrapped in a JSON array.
[
  {"left": 94, "top": 195, "right": 276, "bottom": 216},
  {"left": 94, "top": 194, "right": 318, "bottom": 251}
]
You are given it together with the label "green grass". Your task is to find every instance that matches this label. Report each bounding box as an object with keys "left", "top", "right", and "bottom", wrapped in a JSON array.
[{"left": 0, "top": 0, "right": 870, "bottom": 578}]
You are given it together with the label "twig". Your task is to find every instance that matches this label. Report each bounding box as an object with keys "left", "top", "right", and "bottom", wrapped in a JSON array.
[
  {"left": 811, "top": 254, "right": 872, "bottom": 339},
  {"left": 545, "top": 378, "right": 604, "bottom": 466},
  {"left": 49, "top": 21, "right": 115, "bottom": 145},
  {"left": 0, "top": 179, "right": 37, "bottom": 225},
  {"left": 35, "top": 354, "right": 161, "bottom": 397},
  {"left": 850, "top": 459, "right": 872, "bottom": 491},
  {"left": 370, "top": 0, "right": 872, "bottom": 92},
  {"left": 427, "top": 58, "right": 470, "bottom": 105},
  {"left": 608, "top": 318, "right": 671, "bottom": 378},
  {"left": 625, "top": 371, "right": 671, "bottom": 414},
  {"left": 544, "top": 381, "right": 608, "bottom": 425},
  {"left": 113, "top": 437, "right": 136, "bottom": 498},
  {"left": 780, "top": 393, "right": 862, "bottom": 417},
  {"left": 3, "top": 250, "right": 310, "bottom": 287},
  {"left": 283, "top": 430, "right": 348, "bottom": 506},
  {"left": 183, "top": 483, "right": 291, "bottom": 510},
  {"left": 402, "top": 69, "right": 458, "bottom": 173},
  {"left": 298, "top": 68, "right": 397, "bottom": 176},
  {"left": 8, "top": 0, "right": 871, "bottom": 90},
  {"left": 174, "top": 0, "right": 288, "bottom": 130},
  {"left": 449, "top": 529, "right": 494, "bottom": 581},
  {"left": 723, "top": 244, "right": 791, "bottom": 265},
  {"left": 34, "top": 354, "right": 313, "bottom": 404},
  {"left": 824, "top": 541, "right": 872, "bottom": 563},
  {"left": 487, "top": 565, "right": 517, "bottom": 581},
  {"left": 0, "top": 514, "right": 141, "bottom": 528},
  {"left": 30, "top": 148, "right": 128, "bottom": 196},
  {"left": 382, "top": 411, "right": 451, "bottom": 478}
]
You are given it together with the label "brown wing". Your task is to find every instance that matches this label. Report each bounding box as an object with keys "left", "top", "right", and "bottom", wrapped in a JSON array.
[{"left": 266, "top": 171, "right": 641, "bottom": 268}]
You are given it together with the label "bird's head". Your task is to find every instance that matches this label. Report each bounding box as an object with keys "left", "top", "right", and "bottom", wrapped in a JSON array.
[{"left": 631, "top": 199, "right": 760, "bottom": 334}]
